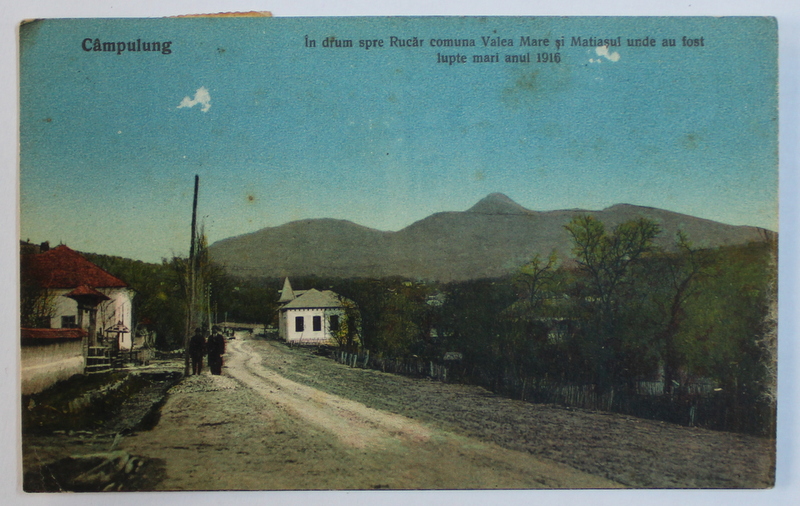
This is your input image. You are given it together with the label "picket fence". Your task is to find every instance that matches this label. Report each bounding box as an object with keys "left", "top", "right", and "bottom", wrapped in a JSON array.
[
  {"left": 332, "top": 349, "right": 451, "bottom": 382},
  {"left": 324, "top": 347, "right": 772, "bottom": 435}
]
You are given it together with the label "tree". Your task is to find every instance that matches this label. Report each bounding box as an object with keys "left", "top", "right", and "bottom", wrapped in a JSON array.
[
  {"left": 513, "top": 251, "right": 559, "bottom": 308},
  {"left": 331, "top": 296, "right": 362, "bottom": 352},
  {"left": 330, "top": 278, "right": 391, "bottom": 352},
  {"left": 374, "top": 286, "right": 425, "bottom": 357},
  {"left": 675, "top": 241, "right": 777, "bottom": 432},
  {"left": 503, "top": 252, "right": 564, "bottom": 391},
  {"left": 330, "top": 278, "right": 440, "bottom": 358},
  {"left": 82, "top": 246, "right": 279, "bottom": 350},
  {"left": 648, "top": 231, "right": 716, "bottom": 394},
  {"left": 564, "top": 215, "right": 661, "bottom": 391},
  {"left": 565, "top": 215, "right": 661, "bottom": 316},
  {"left": 20, "top": 283, "right": 56, "bottom": 329},
  {"left": 441, "top": 279, "right": 518, "bottom": 389}
]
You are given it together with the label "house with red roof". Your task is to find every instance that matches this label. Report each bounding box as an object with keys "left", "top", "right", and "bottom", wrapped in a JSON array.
[{"left": 21, "top": 243, "right": 135, "bottom": 350}]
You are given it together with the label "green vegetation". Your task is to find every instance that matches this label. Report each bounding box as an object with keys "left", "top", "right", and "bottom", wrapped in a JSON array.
[
  {"left": 76, "top": 214, "right": 776, "bottom": 435},
  {"left": 84, "top": 251, "right": 281, "bottom": 350},
  {"left": 287, "top": 216, "right": 776, "bottom": 435}
]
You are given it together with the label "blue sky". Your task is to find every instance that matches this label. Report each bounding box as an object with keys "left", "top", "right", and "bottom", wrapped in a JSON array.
[{"left": 20, "top": 16, "right": 778, "bottom": 262}]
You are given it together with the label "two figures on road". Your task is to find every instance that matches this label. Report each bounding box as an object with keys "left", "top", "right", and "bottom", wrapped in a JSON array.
[
  {"left": 207, "top": 327, "right": 226, "bottom": 375},
  {"left": 189, "top": 326, "right": 226, "bottom": 375}
]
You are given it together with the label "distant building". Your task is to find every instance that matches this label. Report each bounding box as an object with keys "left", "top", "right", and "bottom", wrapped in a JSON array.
[
  {"left": 277, "top": 278, "right": 349, "bottom": 346},
  {"left": 21, "top": 243, "right": 135, "bottom": 350}
]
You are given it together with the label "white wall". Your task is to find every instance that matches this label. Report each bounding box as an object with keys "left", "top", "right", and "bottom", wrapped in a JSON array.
[
  {"left": 282, "top": 308, "right": 343, "bottom": 345},
  {"left": 20, "top": 339, "right": 84, "bottom": 395},
  {"left": 47, "top": 287, "right": 134, "bottom": 349}
]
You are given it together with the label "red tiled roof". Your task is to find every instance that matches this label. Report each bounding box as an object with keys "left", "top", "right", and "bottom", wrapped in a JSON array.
[
  {"left": 64, "top": 284, "right": 111, "bottom": 300},
  {"left": 23, "top": 245, "right": 127, "bottom": 289},
  {"left": 21, "top": 328, "right": 87, "bottom": 340}
]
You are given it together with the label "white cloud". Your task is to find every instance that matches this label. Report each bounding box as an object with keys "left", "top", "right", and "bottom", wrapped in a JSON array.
[
  {"left": 595, "top": 45, "right": 620, "bottom": 62},
  {"left": 177, "top": 87, "right": 211, "bottom": 112}
]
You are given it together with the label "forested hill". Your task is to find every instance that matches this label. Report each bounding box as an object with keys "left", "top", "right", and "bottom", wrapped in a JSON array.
[
  {"left": 80, "top": 252, "right": 280, "bottom": 349},
  {"left": 208, "top": 194, "right": 772, "bottom": 281}
]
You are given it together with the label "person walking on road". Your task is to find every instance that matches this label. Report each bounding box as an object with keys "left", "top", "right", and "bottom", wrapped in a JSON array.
[
  {"left": 207, "top": 326, "right": 226, "bottom": 375},
  {"left": 189, "top": 328, "right": 206, "bottom": 375}
]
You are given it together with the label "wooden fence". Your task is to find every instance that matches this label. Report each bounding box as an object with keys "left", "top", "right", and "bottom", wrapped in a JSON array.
[
  {"left": 332, "top": 350, "right": 451, "bottom": 382},
  {"left": 325, "top": 347, "right": 773, "bottom": 435}
]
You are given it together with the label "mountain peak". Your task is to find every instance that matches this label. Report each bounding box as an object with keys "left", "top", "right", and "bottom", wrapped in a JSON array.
[
  {"left": 467, "top": 193, "right": 532, "bottom": 215},
  {"left": 210, "top": 198, "right": 767, "bottom": 282}
]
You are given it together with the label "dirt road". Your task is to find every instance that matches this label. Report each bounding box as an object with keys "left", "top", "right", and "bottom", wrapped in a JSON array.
[
  {"left": 24, "top": 335, "right": 773, "bottom": 490},
  {"left": 119, "top": 338, "right": 618, "bottom": 490}
]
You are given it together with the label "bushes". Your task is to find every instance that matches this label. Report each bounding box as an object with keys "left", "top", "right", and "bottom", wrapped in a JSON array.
[{"left": 434, "top": 219, "right": 777, "bottom": 435}]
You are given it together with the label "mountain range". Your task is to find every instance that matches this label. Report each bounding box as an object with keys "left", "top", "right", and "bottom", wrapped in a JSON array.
[{"left": 208, "top": 193, "right": 771, "bottom": 282}]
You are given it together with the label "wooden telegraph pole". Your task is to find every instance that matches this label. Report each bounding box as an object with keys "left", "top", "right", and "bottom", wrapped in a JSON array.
[{"left": 184, "top": 175, "right": 199, "bottom": 376}]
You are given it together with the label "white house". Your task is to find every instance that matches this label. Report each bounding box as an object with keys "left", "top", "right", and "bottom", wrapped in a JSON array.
[
  {"left": 22, "top": 244, "right": 135, "bottom": 350},
  {"left": 277, "top": 278, "right": 346, "bottom": 346}
]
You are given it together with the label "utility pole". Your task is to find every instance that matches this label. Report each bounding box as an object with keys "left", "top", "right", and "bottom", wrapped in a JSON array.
[
  {"left": 207, "top": 282, "right": 213, "bottom": 334},
  {"left": 184, "top": 175, "right": 199, "bottom": 376}
]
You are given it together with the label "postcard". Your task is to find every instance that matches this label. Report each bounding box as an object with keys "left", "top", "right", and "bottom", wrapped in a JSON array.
[{"left": 18, "top": 16, "right": 778, "bottom": 492}]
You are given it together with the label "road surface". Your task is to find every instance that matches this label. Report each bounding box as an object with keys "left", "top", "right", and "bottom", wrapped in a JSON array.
[{"left": 118, "top": 337, "right": 619, "bottom": 490}]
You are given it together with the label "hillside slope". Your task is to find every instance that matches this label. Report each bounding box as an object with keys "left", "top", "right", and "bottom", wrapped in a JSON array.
[{"left": 209, "top": 194, "right": 769, "bottom": 281}]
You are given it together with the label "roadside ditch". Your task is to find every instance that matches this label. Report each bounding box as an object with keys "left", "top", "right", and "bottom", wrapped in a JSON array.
[{"left": 22, "top": 364, "right": 182, "bottom": 492}]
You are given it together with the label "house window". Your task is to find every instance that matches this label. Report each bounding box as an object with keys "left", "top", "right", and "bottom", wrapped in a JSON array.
[
  {"left": 313, "top": 316, "right": 322, "bottom": 332},
  {"left": 61, "top": 315, "right": 77, "bottom": 328},
  {"left": 295, "top": 316, "right": 304, "bottom": 332},
  {"left": 329, "top": 315, "right": 340, "bottom": 332}
]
